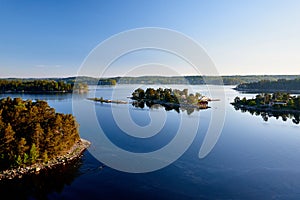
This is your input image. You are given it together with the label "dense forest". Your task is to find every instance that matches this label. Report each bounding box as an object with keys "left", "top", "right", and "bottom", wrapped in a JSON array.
[
  {"left": 131, "top": 87, "right": 205, "bottom": 104},
  {"left": 131, "top": 88, "right": 209, "bottom": 114},
  {"left": 235, "top": 78, "right": 300, "bottom": 92},
  {"left": 0, "top": 97, "right": 80, "bottom": 170},
  {"left": 0, "top": 80, "right": 88, "bottom": 93}
]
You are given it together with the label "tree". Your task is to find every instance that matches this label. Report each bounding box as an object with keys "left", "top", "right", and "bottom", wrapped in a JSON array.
[
  {"left": 31, "top": 123, "right": 44, "bottom": 149},
  {"left": 248, "top": 100, "right": 256, "bottom": 106},
  {"left": 131, "top": 88, "right": 145, "bottom": 100},
  {"left": 234, "top": 97, "right": 240, "bottom": 103},
  {"left": 17, "top": 137, "right": 29, "bottom": 157},
  {"left": 3, "top": 123, "right": 16, "bottom": 152},
  {"left": 29, "top": 143, "right": 39, "bottom": 164}
]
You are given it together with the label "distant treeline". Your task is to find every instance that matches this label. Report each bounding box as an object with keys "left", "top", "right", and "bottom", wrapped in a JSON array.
[
  {"left": 235, "top": 78, "right": 300, "bottom": 93},
  {"left": 0, "top": 79, "right": 88, "bottom": 93},
  {"left": 88, "top": 75, "right": 300, "bottom": 85},
  {"left": 112, "top": 75, "right": 300, "bottom": 85},
  {"left": 0, "top": 97, "right": 80, "bottom": 170},
  {"left": 2, "top": 75, "right": 300, "bottom": 86}
]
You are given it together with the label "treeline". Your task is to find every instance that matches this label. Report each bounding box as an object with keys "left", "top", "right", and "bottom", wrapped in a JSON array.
[
  {"left": 117, "top": 76, "right": 227, "bottom": 85},
  {"left": 235, "top": 78, "right": 300, "bottom": 92},
  {"left": 0, "top": 80, "right": 88, "bottom": 93},
  {"left": 2, "top": 75, "right": 300, "bottom": 86},
  {"left": 232, "top": 93, "right": 300, "bottom": 110},
  {"left": 113, "top": 75, "right": 300, "bottom": 85},
  {"left": 131, "top": 87, "right": 205, "bottom": 105},
  {"left": 0, "top": 97, "right": 80, "bottom": 170},
  {"left": 98, "top": 79, "right": 117, "bottom": 85}
]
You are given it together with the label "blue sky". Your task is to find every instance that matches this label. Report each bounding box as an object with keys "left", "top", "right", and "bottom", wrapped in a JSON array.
[{"left": 0, "top": 0, "right": 300, "bottom": 77}]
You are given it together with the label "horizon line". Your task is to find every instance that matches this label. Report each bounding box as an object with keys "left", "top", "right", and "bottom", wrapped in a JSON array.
[{"left": 0, "top": 74, "right": 300, "bottom": 79}]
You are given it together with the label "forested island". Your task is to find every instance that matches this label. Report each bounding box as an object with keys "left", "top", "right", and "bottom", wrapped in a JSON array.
[
  {"left": 0, "top": 97, "right": 90, "bottom": 180},
  {"left": 231, "top": 93, "right": 300, "bottom": 124},
  {"left": 0, "top": 79, "right": 88, "bottom": 93},
  {"left": 131, "top": 87, "right": 211, "bottom": 114},
  {"left": 234, "top": 78, "right": 300, "bottom": 93}
]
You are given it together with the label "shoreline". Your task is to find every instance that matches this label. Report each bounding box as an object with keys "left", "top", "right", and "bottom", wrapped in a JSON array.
[
  {"left": 132, "top": 99, "right": 210, "bottom": 109},
  {"left": 234, "top": 88, "right": 300, "bottom": 94},
  {"left": 231, "top": 103, "right": 300, "bottom": 114},
  {"left": 0, "top": 138, "right": 91, "bottom": 181},
  {"left": 0, "top": 90, "right": 88, "bottom": 94}
]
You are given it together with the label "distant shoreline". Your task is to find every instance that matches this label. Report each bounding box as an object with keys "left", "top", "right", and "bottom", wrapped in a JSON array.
[
  {"left": 0, "top": 90, "right": 72, "bottom": 94},
  {"left": 234, "top": 88, "right": 300, "bottom": 94},
  {"left": 1, "top": 75, "right": 300, "bottom": 86}
]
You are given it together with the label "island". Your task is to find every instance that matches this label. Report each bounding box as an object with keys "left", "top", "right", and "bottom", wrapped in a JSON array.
[
  {"left": 0, "top": 79, "right": 89, "bottom": 94},
  {"left": 87, "top": 97, "right": 127, "bottom": 104},
  {"left": 231, "top": 92, "right": 300, "bottom": 124},
  {"left": 98, "top": 78, "right": 117, "bottom": 85},
  {"left": 0, "top": 97, "right": 90, "bottom": 180},
  {"left": 130, "top": 87, "right": 212, "bottom": 114},
  {"left": 234, "top": 78, "right": 300, "bottom": 93}
]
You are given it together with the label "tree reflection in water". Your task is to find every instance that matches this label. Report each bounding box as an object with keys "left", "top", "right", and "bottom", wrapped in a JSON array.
[
  {"left": 234, "top": 106, "right": 300, "bottom": 124},
  {"left": 132, "top": 100, "right": 208, "bottom": 115},
  {"left": 0, "top": 156, "right": 83, "bottom": 199}
]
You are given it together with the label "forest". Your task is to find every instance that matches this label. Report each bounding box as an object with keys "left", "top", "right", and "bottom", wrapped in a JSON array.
[
  {"left": 232, "top": 92, "right": 300, "bottom": 110},
  {"left": 235, "top": 78, "right": 300, "bottom": 92},
  {"left": 112, "top": 75, "right": 300, "bottom": 85},
  {"left": 131, "top": 88, "right": 209, "bottom": 114},
  {"left": 131, "top": 87, "right": 205, "bottom": 104},
  {"left": 131, "top": 87, "right": 209, "bottom": 106},
  {"left": 231, "top": 93, "right": 300, "bottom": 124},
  {"left": 0, "top": 79, "right": 88, "bottom": 93},
  {"left": 0, "top": 97, "right": 80, "bottom": 170}
]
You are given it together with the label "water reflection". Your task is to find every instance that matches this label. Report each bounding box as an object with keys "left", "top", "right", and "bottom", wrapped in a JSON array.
[
  {"left": 0, "top": 157, "right": 83, "bottom": 199},
  {"left": 233, "top": 106, "right": 300, "bottom": 124},
  {"left": 132, "top": 100, "right": 208, "bottom": 115}
]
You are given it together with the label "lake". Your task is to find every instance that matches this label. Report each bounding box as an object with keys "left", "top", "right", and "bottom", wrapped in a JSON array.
[{"left": 1, "top": 85, "right": 300, "bottom": 200}]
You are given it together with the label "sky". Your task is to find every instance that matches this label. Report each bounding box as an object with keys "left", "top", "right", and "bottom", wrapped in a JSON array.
[{"left": 0, "top": 0, "right": 300, "bottom": 78}]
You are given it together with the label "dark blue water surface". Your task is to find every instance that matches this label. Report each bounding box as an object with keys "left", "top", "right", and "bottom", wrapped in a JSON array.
[{"left": 1, "top": 85, "right": 300, "bottom": 200}]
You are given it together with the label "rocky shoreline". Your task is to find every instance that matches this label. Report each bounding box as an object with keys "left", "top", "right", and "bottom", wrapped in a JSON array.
[{"left": 0, "top": 138, "right": 91, "bottom": 181}]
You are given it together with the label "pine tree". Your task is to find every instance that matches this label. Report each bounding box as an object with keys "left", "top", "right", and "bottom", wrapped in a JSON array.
[
  {"left": 29, "top": 143, "right": 39, "bottom": 164},
  {"left": 31, "top": 123, "right": 43, "bottom": 149},
  {"left": 3, "top": 123, "right": 16, "bottom": 153},
  {"left": 17, "top": 137, "right": 29, "bottom": 157}
]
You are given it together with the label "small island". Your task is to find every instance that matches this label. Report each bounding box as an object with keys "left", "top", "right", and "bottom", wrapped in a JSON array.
[
  {"left": 0, "top": 97, "right": 90, "bottom": 180},
  {"left": 130, "top": 87, "right": 211, "bottom": 114},
  {"left": 87, "top": 97, "right": 127, "bottom": 104},
  {"left": 231, "top": 92, "right": 300, "bottom": 124}
]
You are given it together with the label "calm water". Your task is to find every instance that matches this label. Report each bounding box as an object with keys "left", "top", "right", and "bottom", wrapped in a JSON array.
[{"left": 1, "top": 85, "right": 300, "bottom": 200}]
